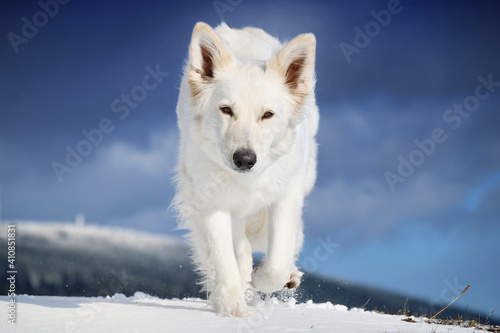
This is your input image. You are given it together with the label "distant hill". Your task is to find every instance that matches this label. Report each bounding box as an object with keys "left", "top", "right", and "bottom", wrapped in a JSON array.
[{"left": 1, "top": 222, "right": 496, "bottom": 324}]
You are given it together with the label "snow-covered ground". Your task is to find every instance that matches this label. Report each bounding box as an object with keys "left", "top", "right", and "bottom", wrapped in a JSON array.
[{"left": 1, "top": 293, "right": 479, "bottom": 333}]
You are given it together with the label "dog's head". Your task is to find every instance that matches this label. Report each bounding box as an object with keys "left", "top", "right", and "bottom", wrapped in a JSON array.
[{"left": 186, "top": 22, "right": 316, "bottom": 175}]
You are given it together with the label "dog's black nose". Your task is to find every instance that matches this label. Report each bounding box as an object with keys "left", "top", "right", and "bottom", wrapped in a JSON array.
[{"left": 233, "top": 149, "right": 257, "bottom": 171}]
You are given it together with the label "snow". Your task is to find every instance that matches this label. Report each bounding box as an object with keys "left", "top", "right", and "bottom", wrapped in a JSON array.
[{"left": 1, "top": 293, "right": 478, "bottom": 333}]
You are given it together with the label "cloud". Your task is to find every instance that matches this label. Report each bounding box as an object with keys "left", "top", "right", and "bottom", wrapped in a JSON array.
[
  {"left": 95, "top": 131, "right": 177, "bottom": 177},
  {"left": 304, "top": 171, "right": 466, "bottom": 243}
]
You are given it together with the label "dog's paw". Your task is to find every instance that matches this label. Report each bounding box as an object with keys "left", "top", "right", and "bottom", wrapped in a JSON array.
[
  {"left": 212, "top": 285, "right": 249, "bottom": 317},
  {"left": 284, "top": 268, "right": 303, "bottom": 289},
  {"left": 251, "top": 266, "right": 290, "bottom": 294}
]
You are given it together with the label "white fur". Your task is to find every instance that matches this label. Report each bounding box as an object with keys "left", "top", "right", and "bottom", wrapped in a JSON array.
[{"left": 173, "top": 22, "right": 319, "bottom": 317}]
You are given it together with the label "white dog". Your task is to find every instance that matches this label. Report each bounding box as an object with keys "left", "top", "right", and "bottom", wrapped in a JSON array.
[{"left": 173, "top": 22, "right": 319, "bottom": 317}]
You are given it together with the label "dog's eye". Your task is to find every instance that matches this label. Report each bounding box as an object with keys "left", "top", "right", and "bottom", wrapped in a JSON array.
[
  {"left": 220, "top": 106, "right": 233, "bottom": 116},
  {"left": 262, "top": 111, "right": 274, "bottom": 120}
]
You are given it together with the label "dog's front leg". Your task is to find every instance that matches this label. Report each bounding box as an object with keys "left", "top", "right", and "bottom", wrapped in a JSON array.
[
  {"left": 199, "top": 210, "right": 248, "bottom": 316},
  {"left": 251, "top": 193, "right": 303, "bottom": 293},
  {"left": 233, "top": 222, "right": 253, "bottom": 294}
]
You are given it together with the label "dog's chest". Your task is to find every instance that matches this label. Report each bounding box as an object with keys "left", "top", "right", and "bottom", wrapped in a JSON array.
[{"left": 221, "top": 177, "right": 284, "bottom": 219}]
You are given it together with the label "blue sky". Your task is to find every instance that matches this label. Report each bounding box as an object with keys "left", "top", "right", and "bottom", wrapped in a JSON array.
[{"left": 1, "top": 0, "right": 499, "bottom": 318}]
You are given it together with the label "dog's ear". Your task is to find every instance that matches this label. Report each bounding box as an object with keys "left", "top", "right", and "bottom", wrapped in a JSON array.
[
  {"left": 188, "top": 22, "right": 233, "bottom": 98},
  {"left": 268, "top": 33, "right": 316, "bottom": 105}
]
